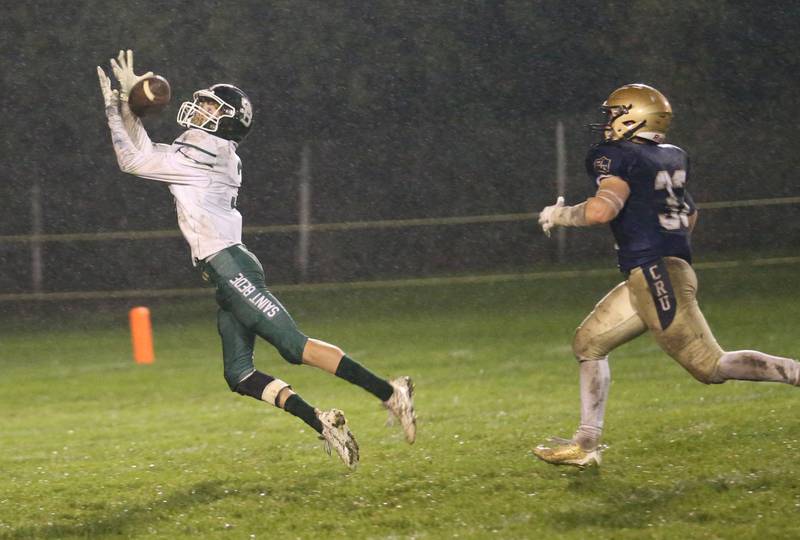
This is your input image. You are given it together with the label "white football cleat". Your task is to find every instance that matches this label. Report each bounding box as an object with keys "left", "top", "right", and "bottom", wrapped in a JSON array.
[
  {"left": 532, "top": 436, "right": 605, "bottom": 469},
  {"left": 383, "top": 376, "right": 417, "bottom": 444},
  {"left": 317, "top": 409, "right": 359, "bottom": 469}
]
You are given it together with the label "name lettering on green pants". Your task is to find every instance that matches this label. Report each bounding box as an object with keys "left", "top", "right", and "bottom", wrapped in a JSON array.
[{"left": 228, "top": 273, "right": 281, "bottom": 319}]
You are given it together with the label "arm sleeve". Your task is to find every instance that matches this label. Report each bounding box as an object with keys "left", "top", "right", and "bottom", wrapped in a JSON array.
[
  {"left": 104, "top": 105, "right": 211, "bottom": 185},
  {"left": 119, "top": 102, "right": 152, "bottom": 151}
]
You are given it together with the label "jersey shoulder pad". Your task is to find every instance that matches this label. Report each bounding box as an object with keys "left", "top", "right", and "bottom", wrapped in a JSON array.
[
  {"left": 584, "top": 142, "right": 634, "bottom": 181},
  {"left": 659, "top": 143, "right": 688, "bottom": 158},
  {"left": 173, "top": 129, "right": 219, "bottom": 166},
  {"left": 657, "top": 143, "right": 682, "bottom": 151},
  {"left": 658, "top": 143, "right": 690, "bottom": 171}
]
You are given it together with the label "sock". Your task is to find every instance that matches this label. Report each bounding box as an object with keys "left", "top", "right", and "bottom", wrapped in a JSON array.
[
  {"left": 575, "top": 358, "right": 610, "bottom": 450},
  {"left": 335, "top": 355, "right": 394, "bottom": 401},
  {"left": 717, "top": 350, "right": 800, "bottom": 385},
  {"left": 283, "top": 394, "right": 323, "bottom": 434},
  {"left": 575, "top": 425, "right": 603, "bottom": 451}
]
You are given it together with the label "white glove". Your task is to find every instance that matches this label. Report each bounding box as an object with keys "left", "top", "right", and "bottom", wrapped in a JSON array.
[
  {"left": 538, "top": 196, "right": 565, "bottom": 237},
  {"left": 109, "top": 49, "right": 153, "bottom": 101},
  {"left": 96, "top": 66, "right": 119, "bottom": 108}
]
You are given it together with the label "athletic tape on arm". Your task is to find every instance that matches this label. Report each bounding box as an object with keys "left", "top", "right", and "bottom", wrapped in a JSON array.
[
  {"left": 595, "top": 188, "right": 625, "bottom": 213},
  {"left": 552, "top": 201, "right": 589, "bottom": 227}
]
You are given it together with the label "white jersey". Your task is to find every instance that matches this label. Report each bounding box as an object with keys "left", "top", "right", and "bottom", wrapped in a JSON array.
[{"left": 105, "top": 103, "right": 243, "bottom": 262}]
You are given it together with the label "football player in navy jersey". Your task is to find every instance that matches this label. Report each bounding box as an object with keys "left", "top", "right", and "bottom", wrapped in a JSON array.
[{"left": 532, "top": 83, "right": 800, "bottom": 468}]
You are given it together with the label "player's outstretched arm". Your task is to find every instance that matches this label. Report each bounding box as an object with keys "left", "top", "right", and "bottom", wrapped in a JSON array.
[
  {"left": 106, "top": 50, "right": 154, "bottom": 150},
  {"left": 538, "top": 176, "right": 630, "bottom": 237},
  {"left": 585, "top": 176, "right": 630, "bottom": 223},
  {"left": 98, "top": 89, "right": 208, "bottom": 185},
  {"left": 98, "top": 64, "right": 155, "bottom": 174},
  {"left": 98, "top": 56, "right": 205, "bottom": 184},
  {"left": 97, "top": 66, "right": 119, "bottom": 111},
  {"left": 100, "top": 100, "right": 204, "bottom": 183}
]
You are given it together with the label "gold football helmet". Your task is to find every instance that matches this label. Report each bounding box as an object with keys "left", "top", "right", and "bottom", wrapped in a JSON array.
[{"left": 590, "top": 84, "right": 672, "bottom": 143}]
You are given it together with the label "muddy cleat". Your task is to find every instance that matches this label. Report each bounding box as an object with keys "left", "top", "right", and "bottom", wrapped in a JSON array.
[
  {"left": 532, "top": 436, "right": 604, "bottom": 468},
  {"left": 317, "top": 409, "right": 359, "bottom": 469},
  {"left": 383, "top": 376, "right": 417, "bottom": 444}
]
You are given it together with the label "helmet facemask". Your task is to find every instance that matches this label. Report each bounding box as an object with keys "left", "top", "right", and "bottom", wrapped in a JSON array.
[{"left": 177, "top": 90, "right": 237, "bottom": 134}]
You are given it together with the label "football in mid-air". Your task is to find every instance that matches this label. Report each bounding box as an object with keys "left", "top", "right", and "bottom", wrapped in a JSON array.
[{"left": 128, "top": 75, "right": 171, "bottom": 117}]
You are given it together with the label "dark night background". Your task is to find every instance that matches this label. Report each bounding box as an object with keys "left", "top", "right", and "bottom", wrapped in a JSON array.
[{"left": 1, "top": 1, "right": 799, "bottom": 296}]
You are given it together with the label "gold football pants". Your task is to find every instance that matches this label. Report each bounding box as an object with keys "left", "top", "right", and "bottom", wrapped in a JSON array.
[{"left": 573, "top": 257, "right": 725, "bottom": 383}]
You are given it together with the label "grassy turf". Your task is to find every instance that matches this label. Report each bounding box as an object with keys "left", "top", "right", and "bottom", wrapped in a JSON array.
[{"left": 1, "top": 262, "right": 799, "bottom": 539}]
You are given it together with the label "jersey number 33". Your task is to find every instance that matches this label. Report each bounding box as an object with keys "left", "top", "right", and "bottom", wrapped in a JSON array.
[{"left": 654, "top": 170, "right": 690, "bottom": 231}]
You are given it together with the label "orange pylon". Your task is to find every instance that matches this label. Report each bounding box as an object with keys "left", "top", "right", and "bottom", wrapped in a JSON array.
[{"left": 129, "top": 306, "right": 155, "bottom": 364}]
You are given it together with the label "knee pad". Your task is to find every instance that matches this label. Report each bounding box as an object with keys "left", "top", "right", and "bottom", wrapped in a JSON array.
[
  {"left": 233, "top": 370, "right": 272, "bottom": 396},
  {"left": 668, "top": 335, "right": 725, "bottom": 385},
  {"left": 688, "top": 358, "right": 724, "bottom": 385},
  {"left": 226, "top": 366, "right": 253, "bottom": 391},
  {"left": 690, "top": 369, "right": 724, "bottom": 385},
  {"left": 572, "top": 326, "right": 605, "bottom": 362}
]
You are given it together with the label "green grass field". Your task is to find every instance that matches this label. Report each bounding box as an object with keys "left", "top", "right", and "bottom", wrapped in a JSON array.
[{"left": 2, "top": 261, "right": 799, "bottom": 539}]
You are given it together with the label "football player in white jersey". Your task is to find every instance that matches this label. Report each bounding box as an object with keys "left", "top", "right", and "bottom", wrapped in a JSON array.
[{"left": 97, "top": 50, "right": 416, "bottom": 469}]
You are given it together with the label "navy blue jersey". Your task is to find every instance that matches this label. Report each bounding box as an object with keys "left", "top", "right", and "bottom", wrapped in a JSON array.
[{"left": 584, "top": 140, "right": 696, "bottom": 273}]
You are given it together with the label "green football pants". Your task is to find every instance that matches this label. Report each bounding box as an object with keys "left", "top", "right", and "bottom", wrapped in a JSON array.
[{"left": 201, "top": 244, "right": 309, "bottom": 390}]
